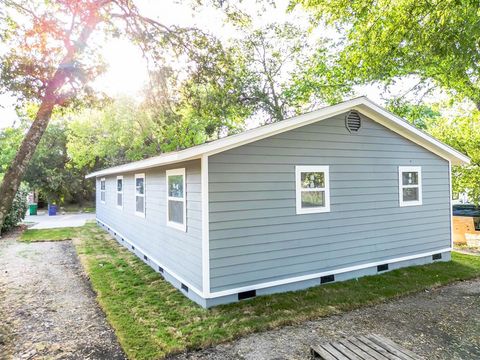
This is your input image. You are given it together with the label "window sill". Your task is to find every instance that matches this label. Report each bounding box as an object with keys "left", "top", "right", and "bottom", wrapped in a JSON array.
[
  {"left": 134, "top": 211, "right": 146, "bottom": 218},
  {"left": 296, "top": 206, "right": 331, "bottom": 215},
  {"left": 167, "top": 221, "right": 186, "bottom": 232},
  {"left": 399, "top": 201, "right": 422, "bottom": 207}
]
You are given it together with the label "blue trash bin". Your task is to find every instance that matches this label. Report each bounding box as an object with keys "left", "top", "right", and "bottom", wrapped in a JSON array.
[{"left": 48, "top": 204, "right": 57, "bottom": 216}]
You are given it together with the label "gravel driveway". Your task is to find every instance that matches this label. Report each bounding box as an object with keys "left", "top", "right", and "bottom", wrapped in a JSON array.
[
  {"left": 172, "top": 277, "right": 480, "bottom": 360},
  {"left": 0, "top": 229, "right": 125, "bottom": 360}
]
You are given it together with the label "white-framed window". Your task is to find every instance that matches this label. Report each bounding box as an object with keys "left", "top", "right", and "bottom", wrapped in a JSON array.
[
  {"left": 116, "top": 176, "right": 123, "bottom": 209},
  {"left": 100, "top": 178, "right": 106, "bottom": 204},
  {"left": 135, "top": 173, "right": 145, "bottom": 217},
  {"left": 295, "top": 165, "right": 330, "bottom": 214},
  {"left": 399, "top": 166, "right": 422, "bottom": 207},
  {"left": 166, "top": 168, "right": 186, "bottom": 231}
]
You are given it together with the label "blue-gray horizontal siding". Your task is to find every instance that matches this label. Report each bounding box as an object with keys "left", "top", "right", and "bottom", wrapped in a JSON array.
[
  {"left": 208, "top": 113, "right": 451, "bottom": 292},
  {"left": 96, "top": 160, "right": 203, "bottom": 291}
]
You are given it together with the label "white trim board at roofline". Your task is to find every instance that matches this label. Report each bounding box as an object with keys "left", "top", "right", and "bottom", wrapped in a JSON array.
[
  {"left": 95, "top": 215, "right": 451, "bottom": 300},
  {"left": 86, "top": 97, "right": 470, "bottom": 179}
]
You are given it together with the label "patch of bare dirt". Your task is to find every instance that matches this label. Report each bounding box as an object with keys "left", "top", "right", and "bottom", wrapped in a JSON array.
[{"left": 0, "top": 230, "right": 125, "bottom": 360}]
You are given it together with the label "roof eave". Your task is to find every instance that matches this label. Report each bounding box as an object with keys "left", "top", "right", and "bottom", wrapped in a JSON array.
[{"left": 85, "top": 96, "right": 470, "bottom": 179}]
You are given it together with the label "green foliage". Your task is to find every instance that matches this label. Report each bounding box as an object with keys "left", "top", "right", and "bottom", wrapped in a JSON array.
[
  {"left": 295, "top": 0, "right": 480, "bottom": 107},
  {"left": 386, "top": 99, "right": 441, "bottom": 130},
  {"left": 66, "top": 96, "right": 232, "bottom": 171},
  {"left": 69, "top": 223, "right": 480, "bottom": 359},
  {"left": 0, "top": 127, "right": 23, "bottom": 172},
  {"left": 24, "top": 121, "right": 72, "bottom": 204},
  {"left": 426, "top": 109, "right": 480, "bottom": 204},
  {"left": 229, "top": 22, "right": 350, "bottom": 123},
  {"left": 386, "top": 99, "right": 477, "bottom": 202},
  {"left": 0, "top": 109, "right": 95, "bottom": 205},
  {"left": 1, "top": 185, "right": 27, "bottom": 233}
]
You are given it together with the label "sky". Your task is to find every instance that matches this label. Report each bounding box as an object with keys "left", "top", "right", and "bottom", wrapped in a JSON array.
[{"left": 0, "top": 0, "right": 413, "bottom": 130}]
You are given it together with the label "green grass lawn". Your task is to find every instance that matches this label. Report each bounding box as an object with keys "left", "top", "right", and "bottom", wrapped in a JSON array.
[
  {"left": 20, "top": 227, "right": 78, "bottom": 242},
  {"left": 27, "top": 223, "right": 480, "bottom": 359}
]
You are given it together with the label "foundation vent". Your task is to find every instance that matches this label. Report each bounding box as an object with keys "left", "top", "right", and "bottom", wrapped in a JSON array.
[
  {"left": 320, "top": 275, "right": 335, "bottom": 284},
  {"left": 432, "top": 253, "right": 442, "bottom": 261},
  {"left": 238, "top": 290, "right": 256, "bottom": 300},
  {"left": 131, "top": 245, "right": 135, "bottom": 251},
  {"left": 377, "top": 264, "right": 389, "bottom": 272},
  {"left": 144, "top": 255, "right": 148, "bottom": 261},
  {"left": 158, "top": 266, "right": 164, "bottom": 273},
  {"left": 181, "top": 283, "right": 189, "bottom": 292},
  {"left": 345, "top": 110, "right": 362, "bottom": 133}
]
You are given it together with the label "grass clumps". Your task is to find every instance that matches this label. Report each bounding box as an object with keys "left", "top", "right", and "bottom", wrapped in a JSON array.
[{"left": 20, "top": 227, "right": 78, "bottom": 242}]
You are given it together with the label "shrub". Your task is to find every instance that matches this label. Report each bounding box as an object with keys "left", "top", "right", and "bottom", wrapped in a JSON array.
[{"left": 2, "top": 186, "right": 28, "bottom": 233}]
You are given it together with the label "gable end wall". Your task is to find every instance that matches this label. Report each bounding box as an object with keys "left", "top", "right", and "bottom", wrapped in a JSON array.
[{"left": 208, "top": 112, "right": 451, "bottom": 293}]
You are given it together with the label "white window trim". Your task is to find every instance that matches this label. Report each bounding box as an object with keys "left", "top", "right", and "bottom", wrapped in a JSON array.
[
  {"left": 100, "top": 178, "right": 106, "bottom": 204},
  {"left": 166, "top": 168, "right": 187, "bottom": 232},
  {"left": 295, "top": 165, "right": 331, "bottom": 214},
  {"left": 134, "top": 173, "right": 146, "bottom": 218},
  {"left": 116, "top": 176, "right": 123, "bottom": 210},
  {"left": 399, "top": 166, "right": 422, "bottom": 207}
]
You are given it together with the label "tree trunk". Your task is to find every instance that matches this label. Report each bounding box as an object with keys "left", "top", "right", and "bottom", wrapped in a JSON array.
[{"left": 0, "top": 8, "right": 103, "bottom": 235}]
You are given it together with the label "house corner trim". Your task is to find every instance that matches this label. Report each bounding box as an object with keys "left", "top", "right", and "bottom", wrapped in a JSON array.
[{"left": 201, "top": 155, "right": 211, "bottom": 297}]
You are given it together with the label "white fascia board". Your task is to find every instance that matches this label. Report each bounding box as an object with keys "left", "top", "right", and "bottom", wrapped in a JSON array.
[
  {"left": 355, "top": 101, "right": 470, "bottom": 165},
  {"left": 86, "top": 97, "right": 469, "bottom": 179}
]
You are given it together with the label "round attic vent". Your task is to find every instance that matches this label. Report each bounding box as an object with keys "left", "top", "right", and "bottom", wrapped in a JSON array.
[{"left": 345, "top": 110, "right": 361, "bottom": 133}]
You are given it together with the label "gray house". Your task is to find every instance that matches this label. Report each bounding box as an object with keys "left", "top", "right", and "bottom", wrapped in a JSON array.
[{"left": 86, "top": 97, "right": 469, "bottom": 308}]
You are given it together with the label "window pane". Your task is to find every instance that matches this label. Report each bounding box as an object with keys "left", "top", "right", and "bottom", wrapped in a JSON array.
[
  {"left": 117, "top": 193, "right": 122, "bottom": 207},
  {"left": 168, "top": 200, "right": 184, "bottom": 224},
  {"left": 402, "top": 172, "right": 418, "bottom": 185},
  {"left": 403, "top": 187, "right": 419, "bottom": 202},
  {"left": 101, "top": 192, "right": 105, "bottom": 202},
  {"left": 168, "top": 175, "right": 184, "bottom": 198},
  {"left": 301, "top": 191, "right": 325, "bottom": 208},
  {"left": 301, "top": 172, "right": 324, "bottom": 189},
  {"left": 117, "top": 179, "right": 122, "bottom": 192},
  {"left": 136, "top": 178, "right": 144, "bottom": 195},
  {"left": 100, "top": 181, "right": 105, "bottom": 190},
  {"left": 136, "top": 195, "right": 144, "bottom": 213}
]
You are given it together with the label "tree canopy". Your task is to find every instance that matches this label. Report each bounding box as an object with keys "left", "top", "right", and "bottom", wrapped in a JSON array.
[
  {"left": 294, "top": 0, "right": 480, "bottom": 107},
  {"left": 0, "top": 0, "right": 478, "bottom": 232},
  {"left": 0, "top": 0, "right": 241, "bottom": 231}
]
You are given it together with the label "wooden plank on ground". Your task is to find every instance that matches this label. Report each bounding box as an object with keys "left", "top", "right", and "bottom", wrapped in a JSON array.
[
  {"left": 367, "top": 334, "right": 415, "bottom": 360},
  {"left": 311, "top": 344, "right": 338, "bottom": 360},
  {"left": 330, "top": 341, "right": 364, "bottom": 360},
  {"left": 340, "top": 338, "right": 379, "bottom": 360},
  {"left": 321, "top": 343, "right": 351, "bottom": 360},
  {"left": 357, "top": 335, "right": 401, "bottom": 360},
  {"left": 370, "top": 334, "right": 423, "bottom": 360},
  {"left": 311, "top": 334, "right": 423, "bottom": 360}
]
